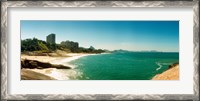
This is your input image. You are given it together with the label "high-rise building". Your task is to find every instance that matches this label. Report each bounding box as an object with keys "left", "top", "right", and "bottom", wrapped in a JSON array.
[{"left": 46, "top": 33, "right": 55, "bottom": 44}]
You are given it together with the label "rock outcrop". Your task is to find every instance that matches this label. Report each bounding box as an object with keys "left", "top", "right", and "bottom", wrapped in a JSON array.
[
  {"left": 21, "top": 59, "right": 71, "bottom": 69},
  {"left": 168, "top": 62, "right": 179, "bottom": 69}
]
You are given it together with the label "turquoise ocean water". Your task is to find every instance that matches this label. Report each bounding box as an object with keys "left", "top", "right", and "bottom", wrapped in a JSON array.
[{"left": 68, "top": 52, "right": 179, "bottom": 80}]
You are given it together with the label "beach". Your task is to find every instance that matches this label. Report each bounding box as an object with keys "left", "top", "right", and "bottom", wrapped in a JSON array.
[
  {"left": 21, "top": 52, "right": 179, "bottom": 80},
  {"left": 21, "top": 53, "right": 93, "bottom": 80},
  {"left": 21, "top": 53, "right": 93, "bottom": 66}
]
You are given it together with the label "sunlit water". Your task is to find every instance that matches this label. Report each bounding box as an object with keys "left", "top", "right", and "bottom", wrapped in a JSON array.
[{"left": 63, "top": 52, "right": 179, "bottom": 80}]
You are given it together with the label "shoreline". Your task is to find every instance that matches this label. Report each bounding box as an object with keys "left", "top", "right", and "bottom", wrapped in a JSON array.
[
  {"left": 21, "top": 53, "right": 95, "bottom": 80},
  {"left": 21, "top": 53, "right": 95, "bottom": 68},
  {"left": 21, "top": 53, "right": 179, "bottom": 80},
  {"left": 50, "top": 53, "right": 94, "bottom": 68},
  {"left": 152, "top": 64, "right": 179, "bottom": 80}
]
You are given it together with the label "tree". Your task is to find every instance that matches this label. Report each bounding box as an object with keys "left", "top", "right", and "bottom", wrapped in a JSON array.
[
  {"left": 38, "top": 41, "right": 49, "bottom": 52},
  {"left": 21, "top": 38, "right": 51, "bottom": 52},
  {"left": 89, "top": 46, "right": 95, "bottom": 50}
]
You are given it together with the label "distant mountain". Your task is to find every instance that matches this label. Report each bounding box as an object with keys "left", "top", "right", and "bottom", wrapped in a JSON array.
[
  {"left": 139, "top": 50, "right": 160, "bottom": 52},
  {"left": 112, "top": 49, "right": 163, "bottom": 53},
  {"left": 112, "top": 49, "right": 131, "bottom": 53}
]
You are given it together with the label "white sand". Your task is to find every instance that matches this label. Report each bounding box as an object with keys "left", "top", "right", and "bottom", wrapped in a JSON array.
[
  {"left": 50, "top": 53, "right": 93, "bottom": 68},
  {"left": 21, "top": 53, "right": 93, "bottom": 66},
  {"left": 21, "top": 55, "right": 61, "bottom": 63}
]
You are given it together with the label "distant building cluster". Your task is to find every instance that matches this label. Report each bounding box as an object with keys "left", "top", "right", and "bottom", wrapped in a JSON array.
[
  {"left": 61, "top": 40, "right": 79, "bottom": 52},
  {"left": 46, "top": 33, "right": 55, "bottom": 44},
  {"left": 21, "top": 33, "right": 105, "bottom": 53}
]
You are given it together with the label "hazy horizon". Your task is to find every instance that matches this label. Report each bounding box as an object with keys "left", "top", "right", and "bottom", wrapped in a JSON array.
[{"left": 21, "top": 21, "right": 179, "bottom": 52}]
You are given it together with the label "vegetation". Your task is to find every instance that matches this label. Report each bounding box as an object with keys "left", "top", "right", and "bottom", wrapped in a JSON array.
[
  {"left": 78, "top": 46, "right": 105, "bottom": 53},
  {"left": 21, "top": 38, "right": 106, "bottom": 54},
  {"left": 21, "top": 38, "right": 56, "bottom": 52}
]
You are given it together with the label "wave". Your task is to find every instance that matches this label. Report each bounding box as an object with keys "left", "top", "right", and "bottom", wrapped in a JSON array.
[{"left": 156, "top": 62, "right": 162, "bottom": 71}]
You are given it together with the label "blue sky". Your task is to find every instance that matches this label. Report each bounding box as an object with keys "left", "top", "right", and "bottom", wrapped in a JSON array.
[{"left": 21, "top": 21, "right": 179, "bottom": 52}]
